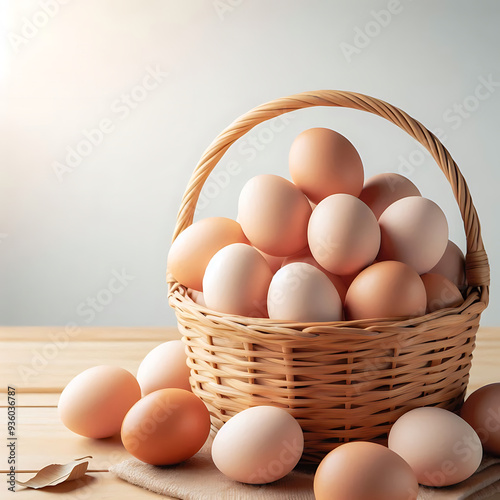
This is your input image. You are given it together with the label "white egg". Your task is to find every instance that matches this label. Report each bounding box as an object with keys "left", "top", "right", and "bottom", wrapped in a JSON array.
[
  {"left": 203, "top": 243, "right": 273, "bottom": 317},
  {"left": 212, "top": 406, "right": 304, "bottom": 484},
  {"left": 267, "top": 262, "right": 342, "bottom": 322}
]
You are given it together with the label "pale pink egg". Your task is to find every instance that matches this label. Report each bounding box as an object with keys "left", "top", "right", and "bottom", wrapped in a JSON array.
[
  {"left": 378, "top": 197, "right": 448, "bottom": 274},
  {"left": 267, "top": 262, "right": 342, "bottom": 322},
  {"left": 308, "top": 194, "right": 380, "bottom": 276},
  {"left": 212, "top": 406, "right": 304, "bottom": 484},
  {"left": 238, "top": 174, "right": 312, "bottom": 257}
]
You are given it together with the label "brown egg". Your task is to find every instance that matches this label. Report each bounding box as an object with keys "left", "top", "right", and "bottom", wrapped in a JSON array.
[
  {"left": 389, "top": 407, "right": 482, "bottom": 487},
  {"left": 429, "top": 240, "right": 467, "bottom": 292},
  {"left": 203, "top": 243, "right": 273, "bottom": 317},
  {"left": 420, "top": 273, "right": 463, "bottom": 313},
  {"left": 359, "top": 173, "right": 421, "bottom": 219},
  {"left": 308, "top": 194, "right": 380, "bottom": 276},
  {"left": 167, "top": 217, "right": 247, "bottom": 291},
  {"left": 121, "top": 388, "right": 210, "bottom": 465},
  {"left": 378, "top": 197, "right": 448, "bottom": 274},
  {"left": 314, "top": 441, "right": 418, "bottom": 500},
  {"left": 289, "top": 128, "right": 364, "bottom": 204},
  {"left": 344, "top": 261, "right": 426, "bottom": 320},
  {"left": 461, "top": 383, "right": 500, "bottom": 455},
  {"left": 58, "top": 366, "right": 141, "bottom": 438},
  {"left": 238, "top": 174, "right": 312, "bottom": 257},
  {"left": 282, "top": 247, "right": 347, "bottom": 302}
]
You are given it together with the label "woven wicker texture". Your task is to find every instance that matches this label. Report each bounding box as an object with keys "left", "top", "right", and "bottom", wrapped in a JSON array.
[{"left": 167, "top": 90, "right": 490, "bottom": 463}]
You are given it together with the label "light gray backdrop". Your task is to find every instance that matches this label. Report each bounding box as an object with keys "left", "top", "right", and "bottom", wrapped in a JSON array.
[{"left": 0, "top": 0, "right": 498, "bottom": 327}]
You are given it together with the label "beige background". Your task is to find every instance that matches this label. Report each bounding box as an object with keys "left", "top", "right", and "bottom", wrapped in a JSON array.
[{"left": 0, "top": 0, "right": 498, "bottom": 327}]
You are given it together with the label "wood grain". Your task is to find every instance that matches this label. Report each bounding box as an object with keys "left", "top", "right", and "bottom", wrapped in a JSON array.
[
  {"left": 0, "top": 326, "right": 176, "bottom": 342},
  {"left": 0, "top": 327, "right": 182, "bottom": 393},
  {"left": 0, "top": 407, "right": 130, "bottom": 471}
]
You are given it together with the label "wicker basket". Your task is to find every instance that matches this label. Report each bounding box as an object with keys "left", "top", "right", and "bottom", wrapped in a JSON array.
[{"left": 167, "top": 90, "right": 490, "bottom": 464}]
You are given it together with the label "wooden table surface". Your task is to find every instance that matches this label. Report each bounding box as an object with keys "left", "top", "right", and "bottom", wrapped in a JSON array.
[{"left": 1, "top": 326, "right": 500, "bottom": 499}]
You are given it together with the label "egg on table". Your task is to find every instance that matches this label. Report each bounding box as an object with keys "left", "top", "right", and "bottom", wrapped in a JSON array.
[
  {"left": 121, "top": 388, "right": 211, "bottom": 465},
  {"left": 211, "top": 406, "right": 304, "bottom": 484},
  {"left": 136, "top": 340, "right": 191, "bottom": 396},
  {"left": 461, "top": 383, "right": 500, "bottom": 455},
  {"left": 314, "top": 441, "right": 418, "bottom": 500},
  {"left": 388, "top": 406, "right": 482, "bottom": 487},
  {"left": 58, "top": 365, "right": 141, "bottom": 439}
]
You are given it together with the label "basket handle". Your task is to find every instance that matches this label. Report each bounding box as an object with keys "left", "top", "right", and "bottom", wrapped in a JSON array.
[{"left": 172, "top": 90, "right": 490, "bottom": 291}]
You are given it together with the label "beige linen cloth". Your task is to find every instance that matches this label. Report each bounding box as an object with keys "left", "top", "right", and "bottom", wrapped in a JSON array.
[{"left": 110, "top": 440, "right": 500, "bottom": 500}]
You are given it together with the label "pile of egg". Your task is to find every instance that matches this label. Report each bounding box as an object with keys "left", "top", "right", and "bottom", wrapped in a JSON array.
[
  {"left": 168, "top": 127, "right": 467, "bottom": 322},
  {"left": 58, "top": 342, "right": 500, "bottom": 499}
]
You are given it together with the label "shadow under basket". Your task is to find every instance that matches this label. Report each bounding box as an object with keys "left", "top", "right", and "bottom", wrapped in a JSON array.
[{"left": 167, "top": 90, "right": 490, "bottom": 464}]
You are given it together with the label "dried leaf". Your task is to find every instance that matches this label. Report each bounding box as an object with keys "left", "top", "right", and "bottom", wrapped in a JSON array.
[{"left": 15, "top": 456, "right": 92, "bottom": 489}]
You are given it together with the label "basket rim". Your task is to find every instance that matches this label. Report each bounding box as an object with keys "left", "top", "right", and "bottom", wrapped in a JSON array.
[{"left": 169, "top": 278, "right": 486, "bottom": 341}]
